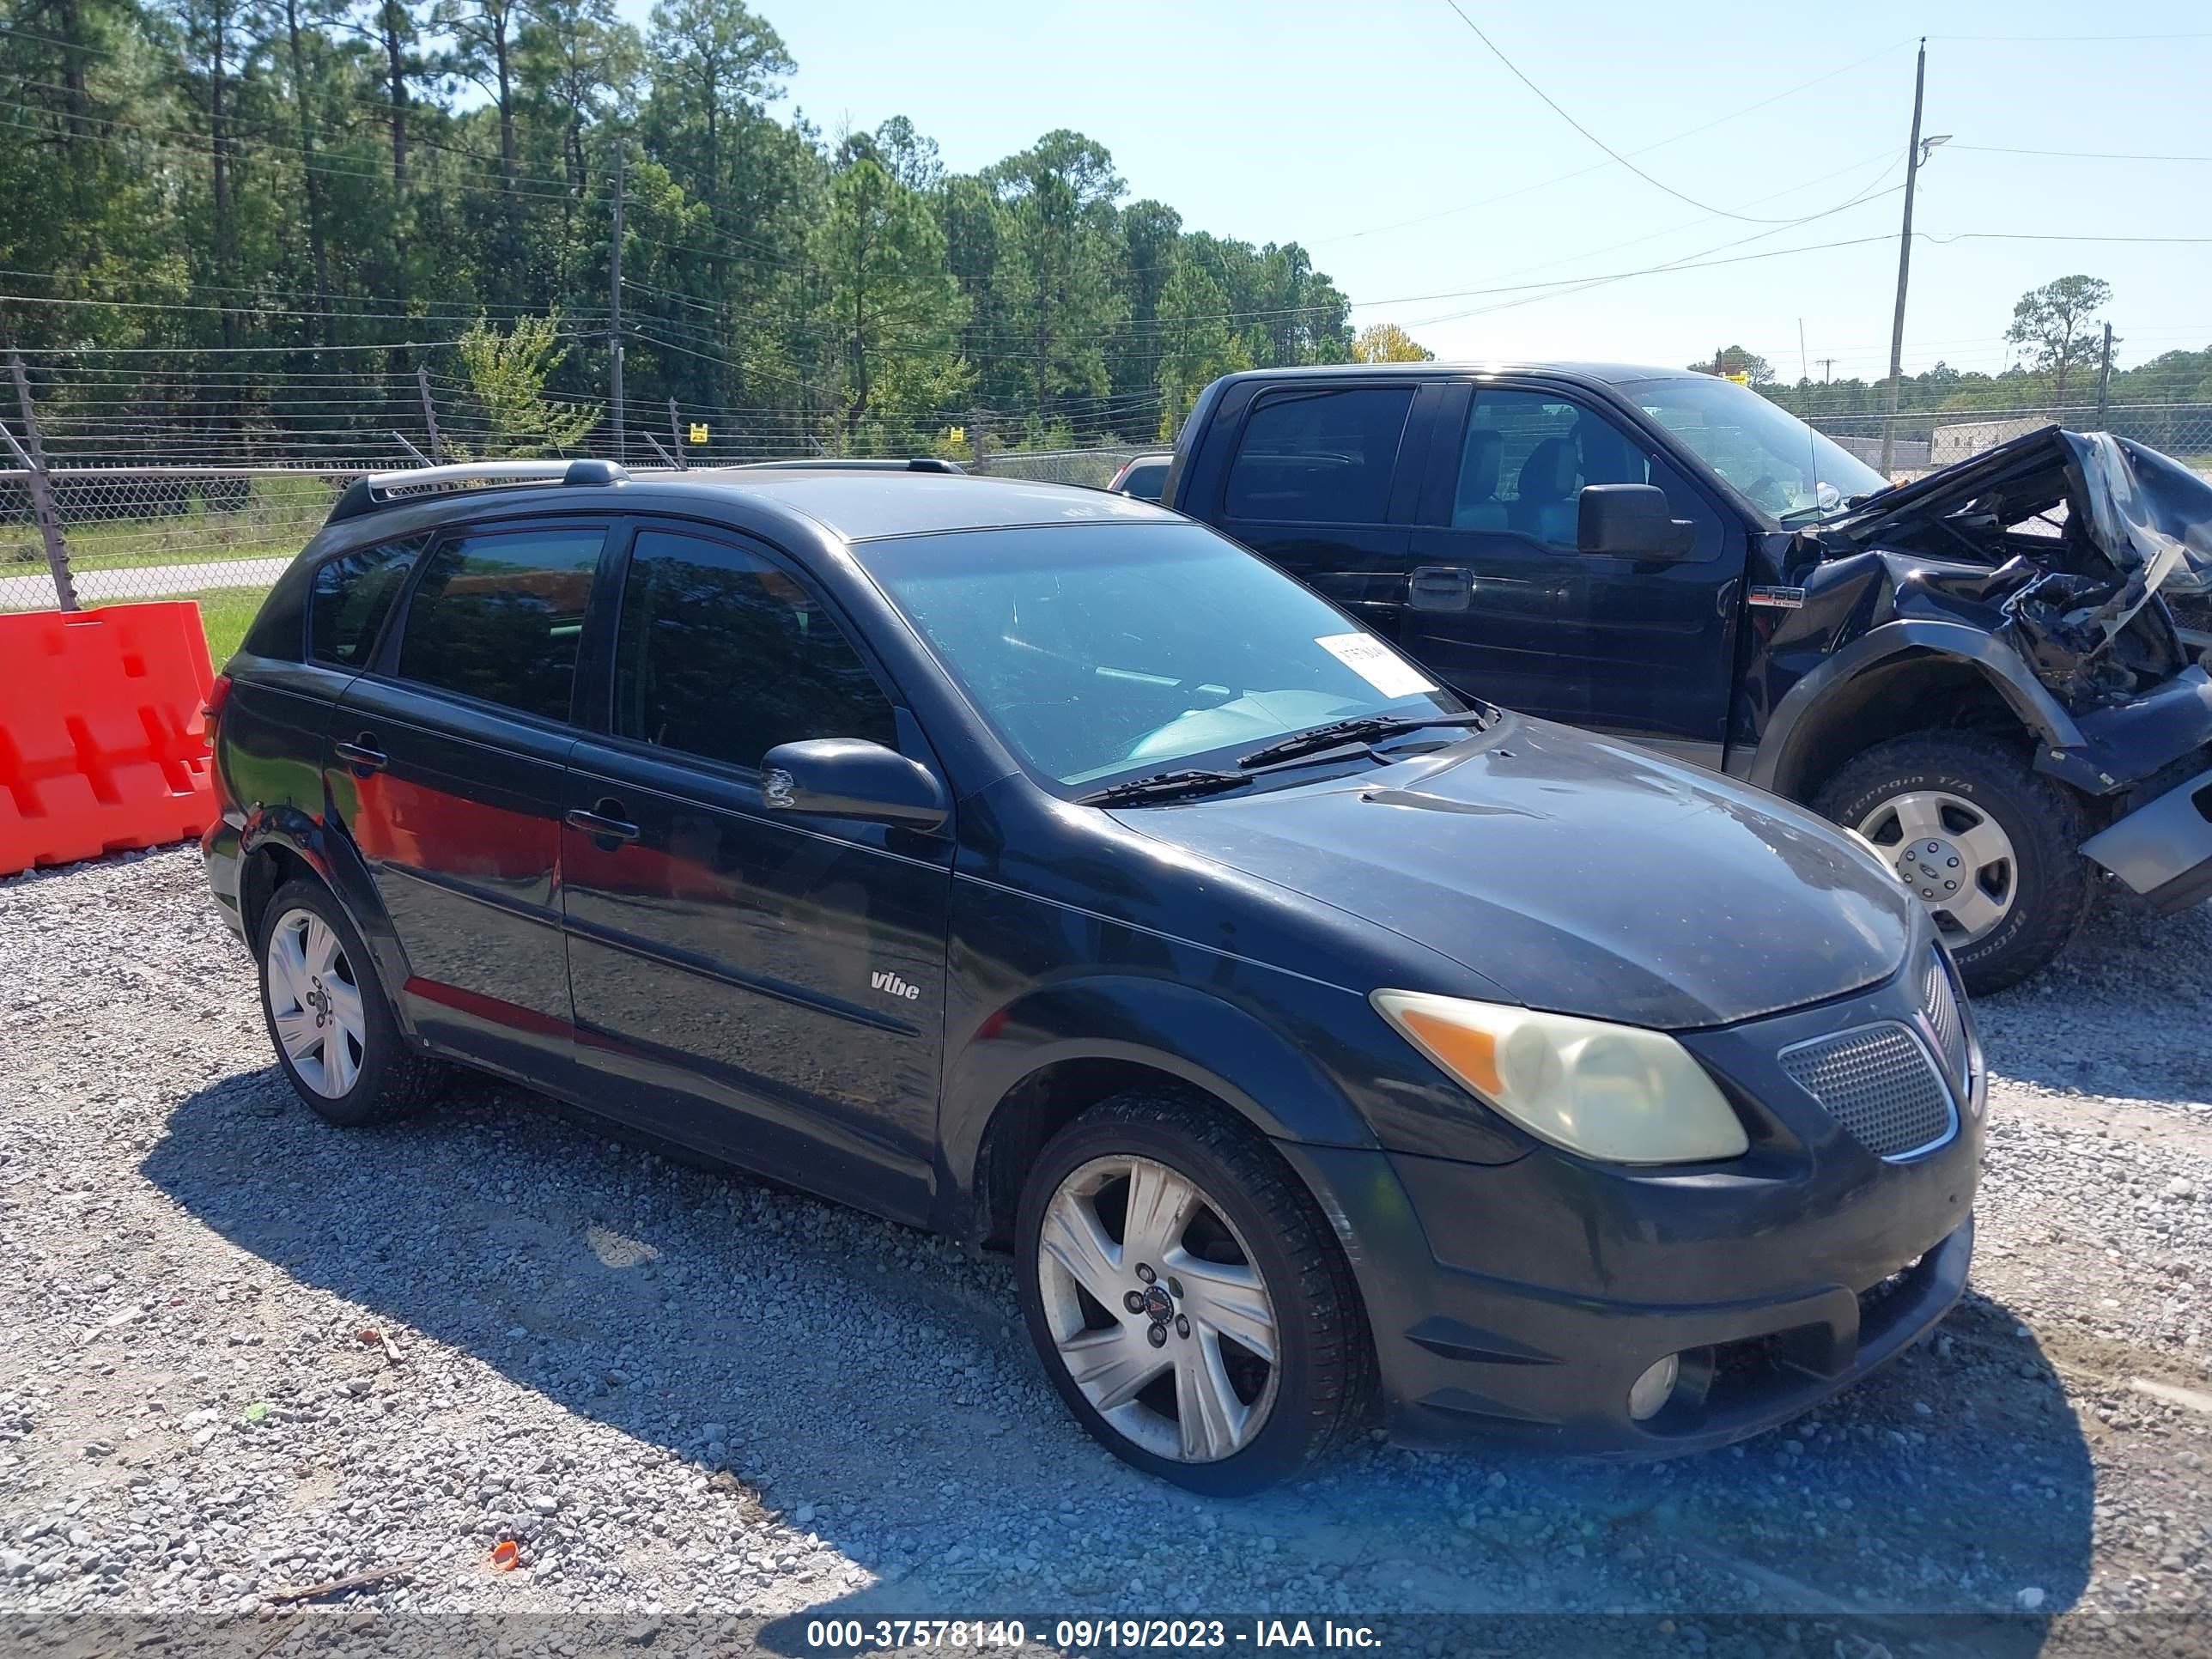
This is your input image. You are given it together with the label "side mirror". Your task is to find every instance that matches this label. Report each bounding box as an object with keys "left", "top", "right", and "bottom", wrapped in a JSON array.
[
  {"left": 1577, "top": 483, "right": 1695, "bottom": 560},
  {"left": 760, "top": 738, "right": 949, "bottom": 831}
]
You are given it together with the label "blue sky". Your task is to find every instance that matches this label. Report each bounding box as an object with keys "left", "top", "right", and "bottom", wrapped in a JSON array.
[{"left": 613, "top": 0, "right": 2212, "bottom": 382}]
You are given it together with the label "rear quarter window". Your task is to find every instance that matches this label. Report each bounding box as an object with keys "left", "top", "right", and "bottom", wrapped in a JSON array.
[{"left": 308, "top": 535, "right": 428, "bottom": 666}]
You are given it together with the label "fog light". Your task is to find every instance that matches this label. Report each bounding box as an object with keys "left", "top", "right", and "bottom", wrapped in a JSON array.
[{"left": 1627, "top": 1354, "right": 1680, "bottom": 1421}]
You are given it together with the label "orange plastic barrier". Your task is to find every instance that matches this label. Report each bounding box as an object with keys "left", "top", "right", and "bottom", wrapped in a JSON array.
[{"left": 0, "top": 603, "right": 218, "bottom": 876}]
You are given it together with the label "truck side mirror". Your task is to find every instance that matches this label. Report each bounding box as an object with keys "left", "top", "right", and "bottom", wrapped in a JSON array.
[{"left": 1577, "top": 484, "right": 1695, "bottom": 560}]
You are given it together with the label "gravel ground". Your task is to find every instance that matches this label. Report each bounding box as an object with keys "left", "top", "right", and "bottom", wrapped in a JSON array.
[{"left": 2, "top": 848, "right": 2209, "bottom": 1651}]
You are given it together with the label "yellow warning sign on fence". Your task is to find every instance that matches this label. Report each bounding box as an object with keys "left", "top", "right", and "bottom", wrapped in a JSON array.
[
  {"left": 688, "top": 422, "right": 708, "bottom": 444},
  {"left": 948, "top": 425, "right": 966, "bottom": 445},
  {"left": 1723, "top": 371, "right": 1751, "bottom": 386}
]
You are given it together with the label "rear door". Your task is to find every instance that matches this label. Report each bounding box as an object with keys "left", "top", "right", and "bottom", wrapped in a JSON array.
[
  {"left": 1403, "top": 381, "right": 1741, "bottom": 758},
  {"left": 1204, "top": 380, "right": 1432, "bottom": 640},
  {"left": 329, "top": 517, "right": 606, "bottom": 1081},
  {"left": 560, "top": 521, "right": 952, "bottom": 1222}
]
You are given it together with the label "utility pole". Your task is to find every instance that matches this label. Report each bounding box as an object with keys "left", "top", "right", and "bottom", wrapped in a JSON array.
[
  {"left": 1880, "top": 39, "right": 1929, "bottom": 477},
  {"left": 609, "top": 153, "right": 624, "bottom": 465},
  {"left": 668, "top": 397, "right": 685, "bottom": 470},
  {"left": 1818, "top": 357, "right": 1837, "bottom": 384},
  {"left": 1798, "top": 319, "right": 1809, "bottom": 385},
  {"left": 2095, "top": 322, "right": 2114, "bottom": 426}
]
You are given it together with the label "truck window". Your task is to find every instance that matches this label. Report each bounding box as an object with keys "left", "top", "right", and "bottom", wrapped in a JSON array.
[
  {"left": 1224, "top": 386, "right": 1414, "bottom": 526},
  {"left": 1447, "top": 389, "right": 1718, "bottom": 560}
]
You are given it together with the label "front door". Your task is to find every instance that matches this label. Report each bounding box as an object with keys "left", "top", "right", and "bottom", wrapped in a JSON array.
[
  {"left": 329, "top": 518, "right": 605, "bottom": 1080},
  {"left": 1402, "top": 384, "right": 1742, "bottom": 760},
  {"left": 560, "top": 523, "right": 952, "bottom": 1222}
]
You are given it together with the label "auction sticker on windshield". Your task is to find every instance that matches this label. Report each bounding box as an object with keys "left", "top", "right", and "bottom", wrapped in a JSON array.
[{"left": 1316, "top": 632, "right": 1437, "bottom": 699}]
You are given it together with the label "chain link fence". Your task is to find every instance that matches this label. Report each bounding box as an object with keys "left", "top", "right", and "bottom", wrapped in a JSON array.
[
  {"left": 0, "top": 447, "right": 1160, "bottom": 663},
  {"left": 9, "top": 404, "right": 2209, "bottom": 664},
  {"left": 978, "top": 446, "right": 1152, "bottom": 488}
]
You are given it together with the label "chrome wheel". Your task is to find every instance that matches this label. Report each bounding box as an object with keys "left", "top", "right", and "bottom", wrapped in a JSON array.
[
  {"left": 1035, "top": 1155, "right": 1279, "bottom": 1463},
  {"left": 264, "top": 907, "right": 367, "bottom": 1098},
  {"left": 1857, "top": 789, "right": 2018, "bottom": 945}
]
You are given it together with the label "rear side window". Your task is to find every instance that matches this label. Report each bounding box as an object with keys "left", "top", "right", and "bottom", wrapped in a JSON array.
[
  {"left": 309, "top": 536, "right": 426, "bottom": 665},
  {"left": 1224, "top": 386, "right": 1414, "bottom": 525},
  {"left": 613, "top": 527, "right": 896, "bottom": 770},
  {"left": 393, "top": 526, "right": 604, "bottom": 720}
]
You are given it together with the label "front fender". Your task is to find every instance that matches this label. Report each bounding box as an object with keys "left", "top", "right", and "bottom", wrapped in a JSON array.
[
  {"left": 1753, "top": 619, "right": 2084, "bottom": 797},
  {"left": 939, "top": 974, "right": 1382, "bottom": 1215}
]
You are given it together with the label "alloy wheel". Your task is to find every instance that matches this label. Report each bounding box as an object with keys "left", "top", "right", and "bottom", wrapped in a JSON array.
[
  {"left": 264, "top": 907, "right": 368, "bottom": 1098},
  {"left": 1857, "top": 788, "right": 2018, "bottom": 945},
  {"left": 1034, "top": 1154, "right": 1279, "bottom": 1463}
]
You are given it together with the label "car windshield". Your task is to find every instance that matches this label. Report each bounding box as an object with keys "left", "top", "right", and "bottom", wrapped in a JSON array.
[
  {"left": 1625, "top": 375, "right": 1887, "bottom": 521},
  {"left": 854, "top": 522, "right": 1469, "bottom": 788}
]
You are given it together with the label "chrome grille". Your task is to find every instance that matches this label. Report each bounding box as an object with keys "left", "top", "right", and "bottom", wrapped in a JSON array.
[
  {"left": 1921, "top": 951, "right": 1969, "bottom": 1090},
  {"left": 1780, "top": 1023, "right": 1956, "bottom": 1160}
]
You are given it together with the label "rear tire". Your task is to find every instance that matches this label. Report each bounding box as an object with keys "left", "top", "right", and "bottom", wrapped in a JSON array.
[
  {"left": 256, "top": 878, "right": 442, "bottom": 1126},
  {"left": 1813, "top": 732, "right": 2092, "bottom": 994},
  {"left": 1015, "top": 1090, "right": 1373, "bottom": 1495}
]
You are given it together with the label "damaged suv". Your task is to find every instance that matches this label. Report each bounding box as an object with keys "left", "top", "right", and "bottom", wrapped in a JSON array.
[{"left": 1160, "top": 366, "right": 2212, "bottom": 990}]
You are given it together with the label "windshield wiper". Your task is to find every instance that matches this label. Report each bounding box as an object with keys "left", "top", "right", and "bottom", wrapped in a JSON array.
[
  {"left": 1236, "top": 711, "right": 1490, "bottom": 771},
  {"left": 1073, "top": 768, "right": 1252, "bottom": 807}
]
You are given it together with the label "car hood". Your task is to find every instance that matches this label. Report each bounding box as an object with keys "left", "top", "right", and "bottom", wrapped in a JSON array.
[{"left": 1113, "top": 715, "right": 1917, "bottom": 1029}]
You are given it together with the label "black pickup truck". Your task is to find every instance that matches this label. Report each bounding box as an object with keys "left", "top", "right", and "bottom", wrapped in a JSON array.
[{"left": 1159, "top": 363, "right": 2212, "bottom": 992}]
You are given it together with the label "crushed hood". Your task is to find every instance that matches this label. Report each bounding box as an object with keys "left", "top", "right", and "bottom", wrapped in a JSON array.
[
  {"left": 1114, "top": 715, "right": 1917, "bottom": 1030},
  {"left": 1835, "top": 424, "right": 2212, "bottom": 602}
]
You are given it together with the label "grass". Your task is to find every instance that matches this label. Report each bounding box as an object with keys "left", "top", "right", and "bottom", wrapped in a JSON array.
[
  {"left": 4, "top": 474, "right": 336, "bottom": 574},
  {"left": 88, "top": 585, "right": 269, "bottom": 667}
]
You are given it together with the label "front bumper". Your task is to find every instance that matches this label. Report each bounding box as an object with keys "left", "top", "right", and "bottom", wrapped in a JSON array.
[
  {"left": 1279, "top": 956, "right": 1982, "bottom": 1455},
  {"left": 2081, "top": 763, "right": 2212, "bottom": 913}
]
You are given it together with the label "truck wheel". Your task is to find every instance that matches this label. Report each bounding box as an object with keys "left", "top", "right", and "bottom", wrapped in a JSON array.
[
  {"left": 1813, "top": 732, "right": 2092, "bottom": 994},
  {"left": 1015, "top": 1091, "right": 1374, "bottom": 1495},
  {"left": 257, "top": 878, "right": 444, "bottom": 1126}
]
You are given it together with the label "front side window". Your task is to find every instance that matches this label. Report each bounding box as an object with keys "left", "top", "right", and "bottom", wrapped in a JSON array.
[
  {"left": 612, "top": 528, "right": 896, "bottom": 770},
  {"left": 1449, "top": 390, "right": 1658, "bottom": 549},
  {"left": 1224, "top": 386, "right": 1415, "bottom": 525},
  {"left": 310, "top": 535, "right": 426, "bottom": 666},
  {"left": 855, "top": 523, "right": 1466, "bottom": 787},
  {"left": 393, "top": 526, "right": 603, "bottom": 720}
]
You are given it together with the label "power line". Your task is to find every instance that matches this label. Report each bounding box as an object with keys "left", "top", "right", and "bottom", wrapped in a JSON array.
[
  {"left": 1431, "top": 0, "right": 1873, "bottom": 226},
  {"left": 1314, "top": 38, "right": 1912, "bottom": 246},
  {"left": 1950, "top": 143, "right": 2212, "bottom": 163}
]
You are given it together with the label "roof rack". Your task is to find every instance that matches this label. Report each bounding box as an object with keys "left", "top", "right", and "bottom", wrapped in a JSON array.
[
  {"left": 327, "top": 458, "right": 627, "bottom": 524},
  {"left": 734, "top": 457, "right": 964, "bottom": 475}
]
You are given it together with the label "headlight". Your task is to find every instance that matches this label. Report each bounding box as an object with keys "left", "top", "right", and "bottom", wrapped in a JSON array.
[{"left": 1370, "top": 990, "right": 1749, "bottom": 1165}]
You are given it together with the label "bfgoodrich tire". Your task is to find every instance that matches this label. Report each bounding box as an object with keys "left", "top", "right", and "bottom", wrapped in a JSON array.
[
  {"left": 256, "top": 878, "right": 443, "bottom": 1127},
  {"left": 1015, "top": 1091, "right": 1373, "bottom": 1495},
  {"left": 1813, "top": 732, "right": 2093, "bottom": 994}
]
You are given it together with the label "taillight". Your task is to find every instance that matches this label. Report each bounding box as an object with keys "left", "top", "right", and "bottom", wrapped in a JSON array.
[{"left": 200, "top": 673, "right": 232, "bottom": 741}]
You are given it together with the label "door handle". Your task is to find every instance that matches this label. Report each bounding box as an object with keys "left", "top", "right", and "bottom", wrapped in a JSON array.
[
  {"left": 333, "top": 734, "right": 387, "bottom": 773},
  {"left": 565, "top": 799, "right": 640, "bottom": 843}
]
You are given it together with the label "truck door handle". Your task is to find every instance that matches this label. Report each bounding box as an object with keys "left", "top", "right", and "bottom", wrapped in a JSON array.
[
  {"left": 333, "top": 734, "right": 386, "bottom": 773},
  {"left": 565, "top": 799, "right": 640, "bottom": 843}
]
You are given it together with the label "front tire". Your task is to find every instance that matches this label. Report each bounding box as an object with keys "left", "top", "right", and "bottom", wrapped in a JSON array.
[
  {"left": 1015, "top": 1091, "right": 1373, "bottom": 1495},
  {"left": 1812, "top": 731, "right": 2093, "bottom": 994},
  {"left": 256, "top": 878, "right": 441, "bottom": 1126}
]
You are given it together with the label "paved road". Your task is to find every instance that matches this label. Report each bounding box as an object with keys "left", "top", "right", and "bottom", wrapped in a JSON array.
[{"left": 0, "top": 553, "right": 294, "bottom": 611}]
